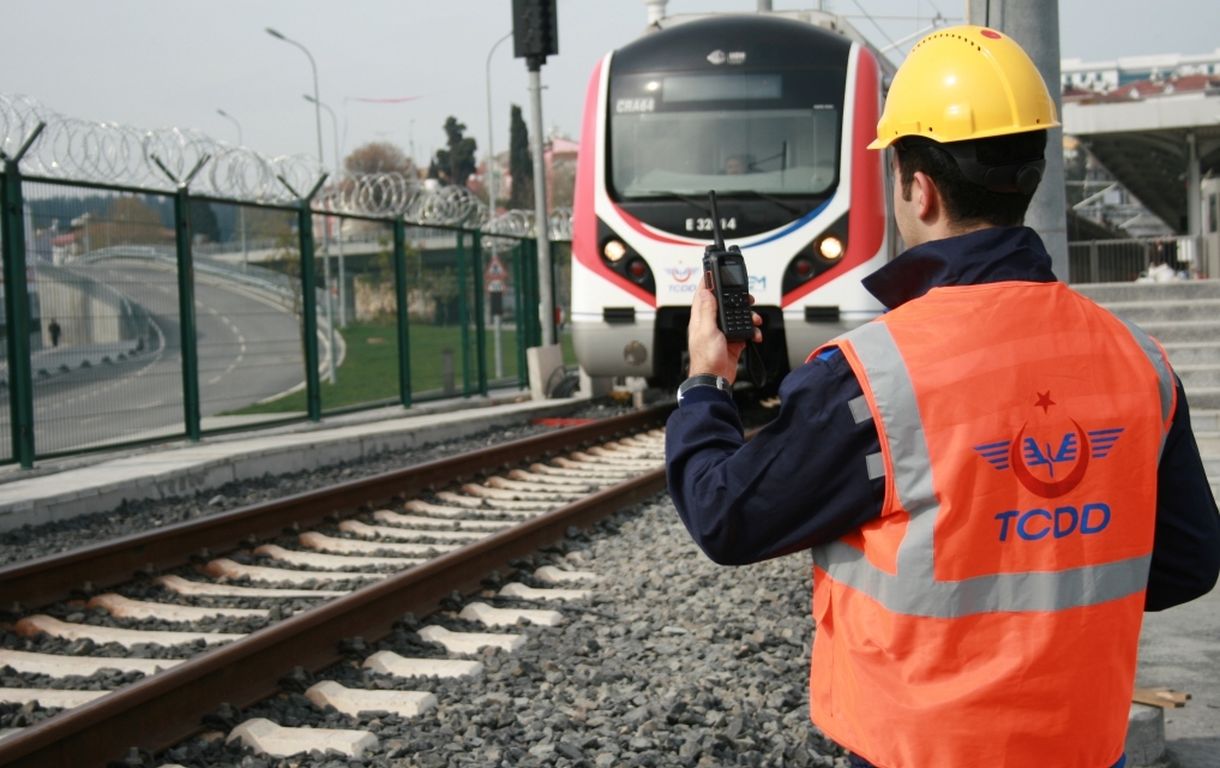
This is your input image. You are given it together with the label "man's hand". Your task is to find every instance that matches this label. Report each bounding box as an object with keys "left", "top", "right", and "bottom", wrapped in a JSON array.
[{"left": 687, "top": 276, "right": 763, "bottom": 384}]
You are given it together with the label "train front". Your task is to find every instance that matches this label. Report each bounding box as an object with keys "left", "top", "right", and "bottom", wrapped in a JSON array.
[{"left": 571, "top": 14, "right": 888, "bottom": 390}]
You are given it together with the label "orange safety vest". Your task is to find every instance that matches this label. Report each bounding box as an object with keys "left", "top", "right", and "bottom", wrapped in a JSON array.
[{"left": 806, "top": 281, "right": 1177, "bottom": 768}]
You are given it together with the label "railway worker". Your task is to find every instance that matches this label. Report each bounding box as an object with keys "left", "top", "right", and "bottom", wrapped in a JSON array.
[{"left": 665, "top": 24, "right": 1220, "bottom": 768}]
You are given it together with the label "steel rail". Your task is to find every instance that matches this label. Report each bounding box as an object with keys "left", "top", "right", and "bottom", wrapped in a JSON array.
[
  {"left": 0, "top": 405, "right": 672, "bottom": 767},
  {"left": 0, "top": 405, "right": 671, "bottom": 611}
]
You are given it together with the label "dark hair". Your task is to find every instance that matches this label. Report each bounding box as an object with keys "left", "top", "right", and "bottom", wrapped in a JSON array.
[{"left": 894, "top": 130, "right": 1048, "bottom": 227}]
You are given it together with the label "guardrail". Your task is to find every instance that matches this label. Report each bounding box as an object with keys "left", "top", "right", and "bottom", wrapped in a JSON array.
[{"left": 1069, "top": 235, "right": 1216, "bottom": 283}]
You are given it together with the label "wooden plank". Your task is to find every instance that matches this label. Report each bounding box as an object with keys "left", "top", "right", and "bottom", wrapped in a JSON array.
[{"left": 1133, "top": 687, "right": 1191, "bottom": 708}]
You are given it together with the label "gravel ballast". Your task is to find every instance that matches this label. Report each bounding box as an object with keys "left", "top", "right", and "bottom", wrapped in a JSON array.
[{"left": 156, "top": 496, "right": 846, "bottom": 768}]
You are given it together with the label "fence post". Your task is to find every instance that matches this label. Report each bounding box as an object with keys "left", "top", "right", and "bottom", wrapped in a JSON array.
[
  {"left": 456, "top": 230, "right": 472, "bottom": 397},
  {"left": 1089, "top": 241, "right": 1100, "bottom": 284},
  {"left": 393, "top": 219, "right": 412, "bottom": 407},
  {"left": 526, "top": 239, "right": 542, "bottom": 347},
  {"left": 512, "top": 241, "right": 528, "bottom": 387},
  {"left": 171, "top": 185, "right": 202, "bottom": 441},
  {"left": 472, "top": 230, "right": 488, "bottom": 396},
  {"left": 149, "top": 151, "right": 212, "bottom": 441},
  {"left": 296, "top": 183, "right": 325, "bottom": 421},
  {"left": 0, "top": 123, "right": 44, "bottom": 468}
]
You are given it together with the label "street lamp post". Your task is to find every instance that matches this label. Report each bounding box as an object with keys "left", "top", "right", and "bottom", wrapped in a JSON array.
[
  {"left": 266, "top": 26, "right": 336, "bottom": 384},
  {"left": 216, "top": 108, "right": 249, "bottom": 272},
  {"left": 305, "top": 94, "right": 347, "bottom": 327},
  {"left": 485, "top": 31, "right": 513, "bottom": 213},
  {"left": 485, "top": 30, "right": 513, "bottom": 380}
]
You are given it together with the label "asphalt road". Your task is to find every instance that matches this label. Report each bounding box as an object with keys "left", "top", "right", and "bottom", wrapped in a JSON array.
[
  {"left": 4, "top": 259, "right": 309, "bottom": 455},
  {"left": 1137, "top": 582, "right": 1220, "bottom": 767}
]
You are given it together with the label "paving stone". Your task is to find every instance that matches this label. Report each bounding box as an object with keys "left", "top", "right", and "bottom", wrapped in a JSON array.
[
  {"left": 1126, "top": 703, "right": 1166, "bottom": 766},
  {"left": 339, "top": 519, "right": 476, "bottom": 544},
  {"left": 417, "top": 625, "right": 525, "bottom": 654},
  {"left": 226, "top": 717, "right": 378, "bottom": 759},
  {"left": 293, "top": 531, "right": 428, "bottom": 558},
  {"left": 253, "top": 543, "right": 416, "bottom": 569},
  {"left": 363, "top": 650, "right": 483, "bottom": 679},
  {"left": 305, "top": 680, "right": 437, "bottom": 718},
  {"left": 0, "top": 649, "right": 183, "bottom": 677},
  {"left": 535, "top": 565, "right": 600, "bottom": 584},
  {"left": 89, "top": 593, "right": 268, "bottom": 621},
  {"left": 0, "top": 687, "right": 111, "bottom": 708},
  {"left": 15, "top": 615, "right": 243, "bottom": 648},
  {"left": 372, "top": 509, "right": 511, "bottom": 531},
  {"left": 498, "top": 582, "right": 591, "bottom": 601},
  {"left": 204, "top": 558, "right": 377, "bottom": 586},
  {"left": 459, "top": 601, "right": 564, "bottom": 627},
  {"left": 157, "top": 574, "right": 345, "bottom": 599}
]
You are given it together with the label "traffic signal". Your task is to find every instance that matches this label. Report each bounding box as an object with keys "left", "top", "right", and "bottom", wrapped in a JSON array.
[{"left": 512, "top": 0, "right": 558, "bottom": 66}]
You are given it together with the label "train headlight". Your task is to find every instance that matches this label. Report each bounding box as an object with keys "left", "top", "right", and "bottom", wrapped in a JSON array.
[
  {"left": 603, "top": 239, "right": 628, "bottom": 263},
  {"left": 627, "top": 258, "right": 649, "bottom": 281},
  {"left": 818, "top": 236, "right": 844, "bottom": 261}
]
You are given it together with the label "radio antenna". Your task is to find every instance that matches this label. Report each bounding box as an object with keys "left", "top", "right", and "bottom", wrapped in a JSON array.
[{"left": 708, "top": 189, "right": 725, "bottom": 251}]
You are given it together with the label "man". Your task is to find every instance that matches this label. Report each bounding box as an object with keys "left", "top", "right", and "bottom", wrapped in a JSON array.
[{"left": 666, "top": 25, "right": 1220, "bottom": 768}]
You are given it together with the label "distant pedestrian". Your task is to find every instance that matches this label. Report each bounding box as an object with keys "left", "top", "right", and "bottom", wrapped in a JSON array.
[{"left": 48, "top": 318, "right": 61, "bottom": 348}]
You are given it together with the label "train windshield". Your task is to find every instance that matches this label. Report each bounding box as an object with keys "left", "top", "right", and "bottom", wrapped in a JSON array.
[{"left": 609, "top": 69, "right": 842, "bottom": 200}]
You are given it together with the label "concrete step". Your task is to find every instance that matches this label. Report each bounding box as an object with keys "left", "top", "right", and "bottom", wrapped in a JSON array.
[
  {"left": 1185, "top": 388, "right": 1220, "bottom": 411},
  {"left": 1074, "top": 279, "right": 1220, "bottom": 303},
  {"left": 1163, "top": 342, "right": 1220, "bottom": 367},
  {"left": 1195, "top": 432, "right": 1220, "bottom": 456},
  {"left": 1103, "top": 299, "right": 1220, "bottom": 324},
  {"left": 1135, "top": 320, "right": 1220, "bottom": 344},
  {"left": 1192, "top": 410, "right": 1220, "bottom": 433},
  {"left": 1176, "top": 366, "right": 1220, "bottom": 389}
]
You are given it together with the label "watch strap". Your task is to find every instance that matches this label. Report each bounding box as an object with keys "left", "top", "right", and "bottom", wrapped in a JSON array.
[{"left": 677, "top": 373, "right": 730, "bottom": 403}]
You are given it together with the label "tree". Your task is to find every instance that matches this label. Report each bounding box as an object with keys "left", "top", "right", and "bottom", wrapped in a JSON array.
[
  {"left": 345, "top": 141, "right": 416, "bottom": 177},
  {"left": 431, "top": 117, "right": 477, "bottom": 188},
  {"left": 508, "top": 104, "right": 533, "bottom": 210}
]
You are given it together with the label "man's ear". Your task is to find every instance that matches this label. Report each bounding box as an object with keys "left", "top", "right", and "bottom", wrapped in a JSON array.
[{"left": 912, "top": 170, "right": 939, "bottom": 222}]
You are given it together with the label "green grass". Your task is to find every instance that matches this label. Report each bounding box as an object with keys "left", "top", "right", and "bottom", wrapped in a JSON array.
[{"left": 232, "top": 317, "right": 575, "bottom": 415}]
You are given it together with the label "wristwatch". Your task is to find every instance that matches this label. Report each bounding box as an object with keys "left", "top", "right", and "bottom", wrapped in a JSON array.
[{"left": 677, "top": 373, "right": 731, "bottom": 403}]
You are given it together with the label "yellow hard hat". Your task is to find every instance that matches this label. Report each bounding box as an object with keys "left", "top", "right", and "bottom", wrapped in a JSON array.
[{"left": 869, "top": 25, "right": 1060, "bottom": 150}]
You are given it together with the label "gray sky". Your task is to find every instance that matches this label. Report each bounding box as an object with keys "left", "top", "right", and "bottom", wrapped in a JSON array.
[{"left": 3, "top": 1, "right": 1216, "bottom": 172}]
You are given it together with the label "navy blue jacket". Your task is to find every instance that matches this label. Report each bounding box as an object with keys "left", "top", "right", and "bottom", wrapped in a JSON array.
[{"left": 666, "top": 226, "right": 1220, "bottom": 610}]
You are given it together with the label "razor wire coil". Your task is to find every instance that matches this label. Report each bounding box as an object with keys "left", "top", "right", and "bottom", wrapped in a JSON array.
[{"left": 2, "top": 94, "right": 573, "bottom": 235}]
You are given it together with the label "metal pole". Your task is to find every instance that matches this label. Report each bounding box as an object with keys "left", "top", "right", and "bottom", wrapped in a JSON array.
[
  {"left": 216, "top": 109, "right": 248, "bottom": 272},
  {"left": 1, "top": 125, "right": 43, "bottom": 467},
  {"left": 485, "top": 31, "right": 513, "bottom": 213},
  {"left": 267, "top": 27, "right": 335, "bottom": 383},
  {"left": 966, "top": 0, "right": 1068, "bottom": 279},
  {"left": 306, "top": 94, "right": 347, "bottom": 327},
  {"left": 527, "top": 65, "right": 555, "bottom": 347}
]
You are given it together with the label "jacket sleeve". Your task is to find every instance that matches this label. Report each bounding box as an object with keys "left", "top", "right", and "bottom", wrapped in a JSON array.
[
  {"left": 664, "top": 350, "right": 884, "bottom": 565},
  {"left": 1145, "top": 377, "right": 1220, "bottom": 611}
]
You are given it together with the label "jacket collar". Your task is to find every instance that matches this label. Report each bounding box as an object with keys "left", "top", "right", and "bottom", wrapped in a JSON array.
[{"left": 862, "top": 226, "right": 1058, "bottom": 310}]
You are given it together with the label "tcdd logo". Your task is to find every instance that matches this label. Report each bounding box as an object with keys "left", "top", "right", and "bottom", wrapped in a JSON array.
[
  {"left": 994, "top": 503, "right": 1111, "bottom": 542},
  {"left": 974, "top": 421, "right": 1124, "bottom": 498}
]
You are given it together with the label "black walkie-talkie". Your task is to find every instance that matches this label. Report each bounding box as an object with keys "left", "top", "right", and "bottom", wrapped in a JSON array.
[{"left": 703, "top": 191, "right": 754, "bottom": 342}]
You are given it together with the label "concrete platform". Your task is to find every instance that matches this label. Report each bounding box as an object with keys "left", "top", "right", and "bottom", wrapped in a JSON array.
[{"left": 0, "top": 391, "right": 583, "bottom": 532}]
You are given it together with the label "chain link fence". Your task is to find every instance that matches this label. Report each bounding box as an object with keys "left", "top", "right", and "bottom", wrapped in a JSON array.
[{"left": 0, "top": 94, "right": 569, "bottom": 467}]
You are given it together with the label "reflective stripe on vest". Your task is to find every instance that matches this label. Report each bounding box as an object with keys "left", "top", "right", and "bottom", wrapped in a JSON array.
[{"left": 811, "top": 317, "right": 1176, "bottom": 619}]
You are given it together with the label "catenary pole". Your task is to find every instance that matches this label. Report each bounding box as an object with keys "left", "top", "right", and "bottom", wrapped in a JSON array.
[{"left": 966, "top": 0, "right": 1068, "bottom": 279}]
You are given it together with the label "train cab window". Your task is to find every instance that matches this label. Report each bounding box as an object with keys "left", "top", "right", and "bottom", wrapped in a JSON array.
[{"left": 609, "top": 70, "right": 842, "bottom": 200}]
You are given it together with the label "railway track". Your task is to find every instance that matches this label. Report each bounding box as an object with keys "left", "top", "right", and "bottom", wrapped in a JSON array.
[{"left": 0, "top": 405, "right": 672, "bottom": 768}]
